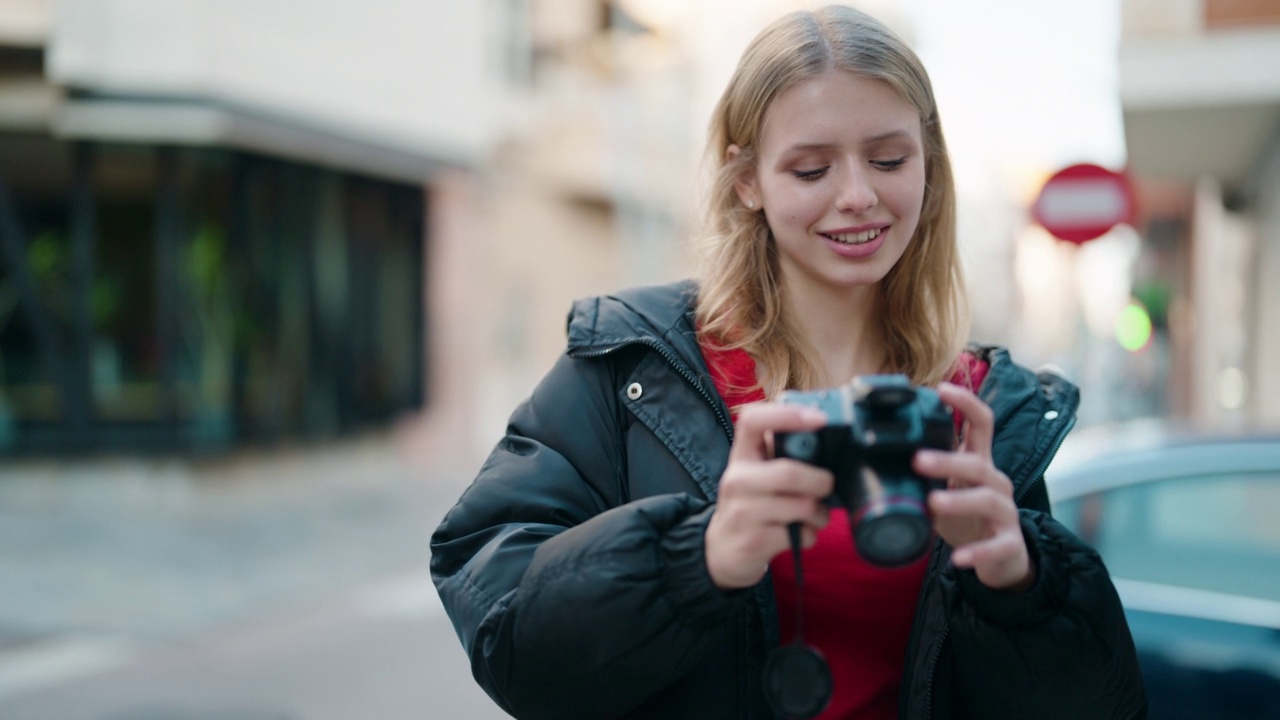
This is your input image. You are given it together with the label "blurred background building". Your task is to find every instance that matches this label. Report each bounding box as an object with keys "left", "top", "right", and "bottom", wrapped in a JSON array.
[
  {"left": 1, "top": 0, "right": 1277, "bottom": 462},
  {"left": 1117, "top": 0, "right": 1280, "bottom": 431},
  {"left": 0, "top": 0, "right": 506, "bottom": 454}
]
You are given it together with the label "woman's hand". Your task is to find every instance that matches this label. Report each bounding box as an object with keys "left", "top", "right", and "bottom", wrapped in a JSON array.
[
  {"left": 705, "top": 404, "right": 834, "bottom": 590},
  {"left": 914, "top": 382, "right": 1035, "bottom": 591}
]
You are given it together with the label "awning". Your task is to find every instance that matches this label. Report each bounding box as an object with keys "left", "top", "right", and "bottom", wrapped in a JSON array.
[
  {"left": 1120, "top": 27, "right": 1280, "bottom": 188},
  {"left": 51, "top": 92, "right": 466, "bottom": 185}
]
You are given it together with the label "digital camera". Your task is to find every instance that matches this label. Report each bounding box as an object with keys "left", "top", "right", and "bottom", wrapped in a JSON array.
[{"left": 775, "top": 375, "right": 955, "bottom": 567}]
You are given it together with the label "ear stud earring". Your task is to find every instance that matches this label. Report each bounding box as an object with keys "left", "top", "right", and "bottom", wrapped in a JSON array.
[{"left": 746, "top": 200, "right": 755, "bottom": 209}]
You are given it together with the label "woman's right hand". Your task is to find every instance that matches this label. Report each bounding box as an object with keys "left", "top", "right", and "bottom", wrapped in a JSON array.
[{"left": 705, "top": 403, "right": 835, "bottom": 589}]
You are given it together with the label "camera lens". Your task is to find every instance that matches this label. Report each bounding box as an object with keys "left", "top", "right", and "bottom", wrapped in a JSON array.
[{"left": 854, "top": 507, "right": 931, "bottom": 567}]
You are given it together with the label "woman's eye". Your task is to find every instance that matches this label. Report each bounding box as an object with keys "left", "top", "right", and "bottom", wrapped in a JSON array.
[
  {"left": 792, "top": 167, "right": 828, "bottom": 181},
  {"left": 872, "top": 158, "right": 907, "bottom": 171}
]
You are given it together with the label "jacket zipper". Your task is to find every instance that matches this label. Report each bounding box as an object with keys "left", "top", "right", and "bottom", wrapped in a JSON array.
[
  {"left": 739, "top": 610, "right": 751, "bottom": 718},
  {"left": 904, "top": 540, "right": 946, "bottom": 720},
  {"left": 572, "top": 338, "right": 735, "bottom": 440},
  {"left": 922, "top": 626, "right": 947, "bottom": 720}
]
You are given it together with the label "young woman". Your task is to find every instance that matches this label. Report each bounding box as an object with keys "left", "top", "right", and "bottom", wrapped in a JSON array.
[{"left": 431, "top": 6, "right": 1146, "bottom": 719}]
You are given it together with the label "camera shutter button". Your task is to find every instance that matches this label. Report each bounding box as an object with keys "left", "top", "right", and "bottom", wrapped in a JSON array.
[{"left": 627, "top": 382, "right": 644, "bottom": 400}]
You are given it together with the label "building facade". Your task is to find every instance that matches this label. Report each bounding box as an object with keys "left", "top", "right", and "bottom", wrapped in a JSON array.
[
  {"left": 0, "top": 0, "right": 507, "bottom": 453},
  {"left": 1118, "top": 0, "right": 1280, "bottom": 429}
]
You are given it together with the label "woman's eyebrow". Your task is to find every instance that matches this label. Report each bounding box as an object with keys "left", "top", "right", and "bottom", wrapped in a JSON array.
[
  {"left": 864, "top": 129, "right": 914, "bottom": 145},
  {"left": 780, "top": 142, "right": 837, "bottom": 155},
  {"left": 780, "top": 130, "right": 915, "bottom": 155}
]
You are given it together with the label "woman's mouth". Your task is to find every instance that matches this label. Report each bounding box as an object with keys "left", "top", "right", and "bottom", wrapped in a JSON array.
[{"left": 822, "top": 228, "right": 882, "bottom": 245}]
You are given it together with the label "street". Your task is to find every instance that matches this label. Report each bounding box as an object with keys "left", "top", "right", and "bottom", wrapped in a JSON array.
[{"left": 0, "top": 428, "right": 511, "bottom": 720}]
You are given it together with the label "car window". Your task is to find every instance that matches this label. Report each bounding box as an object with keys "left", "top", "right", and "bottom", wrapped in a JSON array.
[{"left": 1054, "top": 471, "right": 1280, "bottom": 603}]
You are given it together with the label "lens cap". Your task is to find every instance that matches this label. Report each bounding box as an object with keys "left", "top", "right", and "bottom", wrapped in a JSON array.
[
  {"left": 763, "top": 644, "right": 832, "bottom": 719},
  {"left": 856, "top": 512, "right": 931, "bottom": 567}
]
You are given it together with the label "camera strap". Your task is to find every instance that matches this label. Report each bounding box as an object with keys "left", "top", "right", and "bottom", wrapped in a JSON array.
[
  {"left": 788, "top": 523, "right": 809, "bottom": 640},
  {"left": 762, "top": 523, "right": 833, "bottom": 719}
]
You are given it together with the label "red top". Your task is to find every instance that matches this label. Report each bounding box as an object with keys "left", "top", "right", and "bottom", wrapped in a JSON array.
[{"left": 700, "top": 340, "right": 988, "bottom": 720}]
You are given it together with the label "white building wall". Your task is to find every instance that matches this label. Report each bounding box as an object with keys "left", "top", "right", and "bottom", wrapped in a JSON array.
[
  {"left": 47, "top": 0, "right": 508, "bottom": 164},
  {"left": 1191, "top": 177, "right": 1256, "bottom": 430},
  {"left": 0, "top": 0, "right": 53, "bottom": 45}
]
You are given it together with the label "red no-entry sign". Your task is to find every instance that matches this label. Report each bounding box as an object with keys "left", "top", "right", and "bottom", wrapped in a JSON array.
[{"left": 1031, "top": 163, "right": 1136, "bottom": 244}]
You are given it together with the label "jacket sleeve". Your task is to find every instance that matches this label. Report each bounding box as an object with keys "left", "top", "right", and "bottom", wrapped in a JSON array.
[
  {"left": 429, "top": 353, "right": 745, "bottom": 720},
  {"left": 939, "top": 501, "right": 1148, "bottom": 719}
]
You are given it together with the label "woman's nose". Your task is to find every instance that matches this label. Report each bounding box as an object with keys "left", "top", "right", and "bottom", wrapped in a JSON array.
[{"left": 836, "top": 166, "right": 877, "bottom": 214}]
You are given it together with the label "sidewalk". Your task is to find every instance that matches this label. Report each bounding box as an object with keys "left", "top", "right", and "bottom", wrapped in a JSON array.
[{"left": 0, "top": 419, "right": 482, "bottom": 700}]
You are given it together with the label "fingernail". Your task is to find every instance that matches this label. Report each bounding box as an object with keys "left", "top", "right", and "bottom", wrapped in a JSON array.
[
  {"left": 916, "top": 450, "right": 939, "bottom": 467},
  {"left": 801, "top": 408, "right": 827, "bottom": 422}
]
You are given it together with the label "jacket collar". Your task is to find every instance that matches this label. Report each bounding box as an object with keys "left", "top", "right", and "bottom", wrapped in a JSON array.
[
  {"left": 969, "top": 344, "right": 1080, "bottom": 496},
  {"left": 565, "top": 279, "right": 703, "bottom": 368}
]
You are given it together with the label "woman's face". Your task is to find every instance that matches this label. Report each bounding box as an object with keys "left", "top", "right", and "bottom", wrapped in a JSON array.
[{"left": 739, "top": 70, "right": 926, "bottom": 298}]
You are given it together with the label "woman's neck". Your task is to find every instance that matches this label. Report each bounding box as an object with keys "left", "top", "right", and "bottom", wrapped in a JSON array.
[{"left": 782, "top": 279, "right": 887, "bottom": 389}]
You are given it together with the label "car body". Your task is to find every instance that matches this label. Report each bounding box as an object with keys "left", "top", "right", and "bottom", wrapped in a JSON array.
[{"left": 1047, "top": 429, "right": 1280, "bottom": 720}]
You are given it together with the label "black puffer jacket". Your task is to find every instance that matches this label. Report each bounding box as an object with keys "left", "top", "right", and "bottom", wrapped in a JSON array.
[{"left": 431, "top": 280, "right": 1146, "bottom": 720}]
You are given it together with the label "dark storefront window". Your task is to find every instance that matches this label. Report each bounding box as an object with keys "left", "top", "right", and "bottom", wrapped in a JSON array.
[
  {"left": 93, "top": 145, "right": 160, "bottom": 426},
  {"left": 0, "top": 135, "right": 77, "bottom": 437},
  {"left": 0, "top": 138, "right": 426, "bottom": 454}
]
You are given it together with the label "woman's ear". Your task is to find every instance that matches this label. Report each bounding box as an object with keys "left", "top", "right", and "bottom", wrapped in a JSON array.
[{"left": 726, "top": 144, "right": 760, "bottom": 211}]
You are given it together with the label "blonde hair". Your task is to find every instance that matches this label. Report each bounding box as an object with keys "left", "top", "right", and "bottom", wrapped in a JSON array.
[{"left": 695, "top": 5, "right": 968, "bottom": 398}]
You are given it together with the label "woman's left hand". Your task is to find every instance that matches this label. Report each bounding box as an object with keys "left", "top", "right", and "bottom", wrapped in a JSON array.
[{"left": 913, "top": 382, "right": 1035, "bottom": 592}]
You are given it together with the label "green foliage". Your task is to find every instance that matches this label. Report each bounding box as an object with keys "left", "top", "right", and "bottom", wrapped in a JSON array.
[
  {"left": 91, "top": 277, "right": 120, "bottom": 325},
  {"left": 1132, "top": 281, "right": 1171, "bottom": 329},
  {"left": 187, "top": 222, "right": 226, "bottom": 301},
  {"left": 26, "top": 231, "right": 64, "bottom": 281},
  {"left": 22, "top": 230, "right": 122, "bottom": 327}
]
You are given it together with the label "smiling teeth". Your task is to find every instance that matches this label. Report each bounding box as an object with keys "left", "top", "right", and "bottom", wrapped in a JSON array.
[{"left": 830, "top": 228, "right": 881, "bottom": 244}]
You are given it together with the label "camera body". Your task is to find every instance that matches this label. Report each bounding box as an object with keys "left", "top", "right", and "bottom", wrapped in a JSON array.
[{"left": 775, "top": 375, "right": 955, "bottom": 567}]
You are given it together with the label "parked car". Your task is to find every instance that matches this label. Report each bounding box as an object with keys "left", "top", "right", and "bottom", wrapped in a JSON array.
[{"left": 1047, "top": 428, "right": 1280, "bottom": 720}]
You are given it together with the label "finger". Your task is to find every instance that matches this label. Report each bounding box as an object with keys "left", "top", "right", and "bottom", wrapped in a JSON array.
[
  {"left": 937, "top": 383, "right": 994, "bottom": 459},
  {"left": 929, "top": 486, "right": 1018, "bottom": 525},
  {"left": 764, "top": 524, "right": 822, "bottom": 555},
  {"left": 950, "top": 530, "right": 1027, "bottom": 572},
  {"left": 729, "top": 403, "right": 828, "bottom": 463},
  {"left": 747, "top": 522, "right": 823, "bottom": 566},
  {"left": 720, "top": 461, "right": 834, "bottom": 501},
  {"left": 718, "top": 483, "right": 830, "bottom": 524},
  {"left": 773, "top": 460, "right": 835, "bottom": 499},
  {"left": 915, "top": 450, "right": 1012, "bottom": 494},
  {"left": 754, "top": 495, "right": 831, "bottom": 530}
]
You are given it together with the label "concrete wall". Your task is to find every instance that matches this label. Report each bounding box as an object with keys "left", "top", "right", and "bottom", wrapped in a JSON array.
[{"left": 47, "top": 0, "right": 509, "bottom": 165}]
